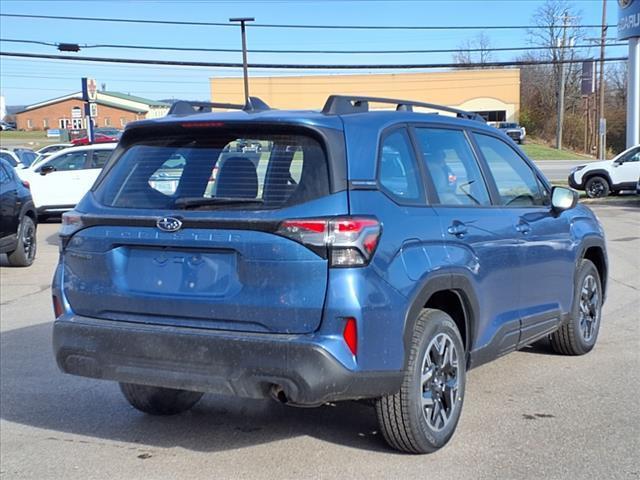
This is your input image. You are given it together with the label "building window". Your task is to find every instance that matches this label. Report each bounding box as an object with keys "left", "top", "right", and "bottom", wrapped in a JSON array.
[
  {"left": 72, "top": 118, "right": 83, "bottom": 129},
  {"left": 59, "top": 118, "right": 71, "bottom": 129},
  {"left": 43, "top": 118, "right": 49, "bottom": 129},
  {"left": 120, "top": 117, "right": 127, "bottom": 127},
  {"left": 26, "top": 119, "right": 33, "bottom": 129},
  {"left": 104, "top": 117, "right": 111, "bottom": 127}
]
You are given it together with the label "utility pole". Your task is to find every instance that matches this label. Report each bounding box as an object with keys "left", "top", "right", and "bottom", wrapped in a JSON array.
[
  {"left": 597, "top": 0, "right": 607, "bottom": 159},
  {"left": 556, "top": 11, "right": 570, "bottom": 150},
  {"left": 229, "top": 17, "right": 254, "bottom": 107}
]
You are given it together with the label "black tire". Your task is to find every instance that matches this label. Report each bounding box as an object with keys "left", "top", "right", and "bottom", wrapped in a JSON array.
[
  {"left": 376, "top": 309, "right": 466, "bottom": 454},
  {"left": 7, "top": 215, "right": 37, "bottom": 267},
  {"left": 119, "top": 383, "right": 204, "bottom": 415},
  {"left": 550, "top": 259, "right": 602, "bottom": 355},
  {"left": 585, "top": 176, "right": 610, "bottom": 198}
]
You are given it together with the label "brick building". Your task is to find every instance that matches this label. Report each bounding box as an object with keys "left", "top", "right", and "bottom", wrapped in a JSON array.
[{"left": 15, "top": 91, "right": 170, "bottom": 131}]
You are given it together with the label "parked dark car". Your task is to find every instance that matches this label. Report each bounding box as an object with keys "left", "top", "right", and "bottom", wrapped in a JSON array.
[
  {"left": 0, "top": 158, "right": 37, "bottom": 266},
  {"left": 52, "top": 96, "right": 607, "bottom": 454}
]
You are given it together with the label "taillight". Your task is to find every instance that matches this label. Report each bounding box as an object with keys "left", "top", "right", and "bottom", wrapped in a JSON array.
[
  {"left": 21, "top": 180, "right": 30, "bottom": 189},
  {"left": 59, "top": 210, "right": 85, "bottom": 250},
  {"left": 343, "top": 317, "right": 358, "bottom": 356},
  {"left": 276, "top": 216, "right": 381, "bottom": 267}
]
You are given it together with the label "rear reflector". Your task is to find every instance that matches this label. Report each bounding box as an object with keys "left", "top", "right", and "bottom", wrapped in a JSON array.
[
  {"left": 52, "top": 295, "right": 64, "bottom": 318},
  {"left": 343, "top": 317, "right": 358, "bottom": 356},
  {"left": 276, "top": 216, "right": 381, "bottom": 267}
]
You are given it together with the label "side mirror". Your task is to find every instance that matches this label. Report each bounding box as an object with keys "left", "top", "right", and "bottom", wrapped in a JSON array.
[
  {"left": 40, "top": 165, "right": 55, "bottom": 176},
  {"left": 551, "top": 186, "right": 578, "bottom": 212},
  {"left": 613, "top": 159, "right": 623, "bottom": 166}
]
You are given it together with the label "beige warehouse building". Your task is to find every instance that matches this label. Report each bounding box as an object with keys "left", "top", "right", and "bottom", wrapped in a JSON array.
[{"left": 210, "top": 69, "right": 520, "bottom": 122}]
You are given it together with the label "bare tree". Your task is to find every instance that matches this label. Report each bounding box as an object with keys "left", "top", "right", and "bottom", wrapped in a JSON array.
[
  {"left": 527, "top": 0, "right": 586, "bottom": 110},
  {"left": 453, "top": 32, "right": 493, "bottom": 68}
]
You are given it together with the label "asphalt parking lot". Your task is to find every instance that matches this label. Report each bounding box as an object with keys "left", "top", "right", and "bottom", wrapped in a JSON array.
[{"left": 1, "top": 201, "right": 639, "bottom": 480}]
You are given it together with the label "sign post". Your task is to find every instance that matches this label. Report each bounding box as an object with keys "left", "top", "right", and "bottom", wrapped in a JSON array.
[
  {"left": 618, "top": 0, "right": 640, "bottom": 148},
  {"left": 81, "top": 77, "right": 97, "bottom": 143}
]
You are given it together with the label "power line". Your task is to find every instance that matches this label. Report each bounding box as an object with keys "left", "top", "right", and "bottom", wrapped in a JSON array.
[
  {"left": 0, "top": 51, "right": 628, "bottom": 69},
  {"left": 0, "top": 38, "right": 627, "bottom": 55},
  {"left": 0, "top": 13, "right": 616, "bottom": 30}
]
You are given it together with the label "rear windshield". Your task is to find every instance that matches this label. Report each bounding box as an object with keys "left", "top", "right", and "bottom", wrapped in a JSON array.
[{"left": 95, "top": 130, "right": 330, "bottom": 210}]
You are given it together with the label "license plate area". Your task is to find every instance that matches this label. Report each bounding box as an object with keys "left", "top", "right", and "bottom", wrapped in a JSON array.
[{"left": 118, "top": 246, "right": 241, "bottom": 297}]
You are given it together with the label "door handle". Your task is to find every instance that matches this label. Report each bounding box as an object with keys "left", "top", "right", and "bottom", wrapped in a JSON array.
[
  {"left": 447, "top": 221, "right": 468, "bottom": 237},
  {"left": 516, "top": 221, "right": 531, "bottom": 235}
]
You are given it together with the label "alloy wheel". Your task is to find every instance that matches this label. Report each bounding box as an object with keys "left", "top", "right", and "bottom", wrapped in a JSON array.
[
  {"left": 588, "top": 180, "right": 606, "bottom": 198},
  {"left": 22, "top": 221, "right": 36, "bottom": 261},
  {"left": 420, "top": 333, "right": 461, "bottom": 431},
  {"left": 579, "top": 274, "right": 600, "bottom": 342}
]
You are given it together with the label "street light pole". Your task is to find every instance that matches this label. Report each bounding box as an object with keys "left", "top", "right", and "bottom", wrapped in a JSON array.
[
  {"left": 230, "top": 17, "right": 255, "bottom": 107},
  {"left": 597, "top": 0, "right": 607, "bottom": 159}
]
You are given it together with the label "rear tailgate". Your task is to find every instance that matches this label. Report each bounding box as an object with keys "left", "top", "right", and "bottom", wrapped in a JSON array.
[{"left": 61, "top": 123, "right": 347, "bottom": 334}]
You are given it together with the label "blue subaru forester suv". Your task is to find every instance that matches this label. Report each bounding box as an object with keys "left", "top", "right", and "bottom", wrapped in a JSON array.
[{"left": 52, "top": 96, "right": 607, "bottom": 453}]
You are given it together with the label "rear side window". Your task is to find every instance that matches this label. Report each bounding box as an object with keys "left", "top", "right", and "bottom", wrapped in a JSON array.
[
  {"left": 96, "top": 130, "right": 329, "bottom": 210},
  {"left": 378, "top": 129, "right": 423, "bottom": 203},
  {"left": 473, "top": 133, "right": 546, "bottom": 206},
  {"left": 414, "top": 127, "right": 491, "bottom": 206},
  {"left": 0, "top": 164, "right": 10, "bottom": 184},
  {"left": 89, "top": 150, "right": 113, "bottom": 169},
  {"left": 0, "top": 152, "right": 17, "bottom": 167}
]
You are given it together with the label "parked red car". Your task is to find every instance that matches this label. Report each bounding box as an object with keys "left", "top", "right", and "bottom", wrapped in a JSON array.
[{"left": 71, "top": 133, "right": 119, "bottom": 145}]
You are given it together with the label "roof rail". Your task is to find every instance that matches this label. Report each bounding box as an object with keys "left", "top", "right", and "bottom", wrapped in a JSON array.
[
  {"left": 168, "top": 96, "right": 270, "bottom": 115},
  {"left": 321, "top": 95, "right": 485, "bottom": 122}
]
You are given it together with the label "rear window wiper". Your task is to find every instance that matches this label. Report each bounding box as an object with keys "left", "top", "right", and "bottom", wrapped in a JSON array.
[{"left": 174, "top": 197, "right": 265, "bottom": 209}]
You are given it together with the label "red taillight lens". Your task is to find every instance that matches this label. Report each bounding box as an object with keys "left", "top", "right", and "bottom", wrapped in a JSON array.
[
  {"left": 343, "top": 317, "right": 358, "bottom": 356},
  {"left": 21, "top": 180, "right": 30, "bottom": 189},
  {"left": 52, "top": 295, "right": 64, "bottom": 318},
  {"left": 276, "top": 216, "right": 381, "bottom": 267}
]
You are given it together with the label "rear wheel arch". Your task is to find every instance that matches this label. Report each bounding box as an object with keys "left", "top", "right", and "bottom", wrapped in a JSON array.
[{"left": 403, "top": 273, "right": 478, "bottom": 368}]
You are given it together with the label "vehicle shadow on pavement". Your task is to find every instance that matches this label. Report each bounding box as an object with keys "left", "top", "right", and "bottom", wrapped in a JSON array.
[{"left": 0, "top": 322, "right": 390, "bottom": 453}]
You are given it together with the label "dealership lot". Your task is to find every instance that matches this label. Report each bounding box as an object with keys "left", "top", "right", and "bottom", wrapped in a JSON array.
[{"left": 1, "top": 202, "right": 638, "bottom": 480}]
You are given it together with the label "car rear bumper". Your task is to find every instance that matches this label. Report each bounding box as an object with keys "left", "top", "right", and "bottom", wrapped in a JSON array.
[{"left": 53, "top": 315, "right": 402, "bottom": 406}]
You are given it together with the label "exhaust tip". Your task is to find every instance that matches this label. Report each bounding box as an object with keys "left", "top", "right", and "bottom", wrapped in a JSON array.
[{"left": 270, "top": 385, "right": 288, "bottom": 404}]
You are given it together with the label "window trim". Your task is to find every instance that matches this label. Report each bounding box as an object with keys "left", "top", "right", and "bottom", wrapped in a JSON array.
[
  {"left": 375, "top": 124, "right": 427, "bottom": 206},
  {"left": 409, "top": 123, "right": 495, "bottom": 208},
  {"left": 469, "top": 129, "right": 552, "bottom": 209}
]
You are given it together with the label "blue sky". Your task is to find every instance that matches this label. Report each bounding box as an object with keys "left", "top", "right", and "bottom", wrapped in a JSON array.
[{"left": 0, "top": 0, "right": 624, "bottom": 105}]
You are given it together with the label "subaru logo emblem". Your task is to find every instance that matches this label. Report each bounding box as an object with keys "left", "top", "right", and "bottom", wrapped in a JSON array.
[{"left": 156, "top": 217, "right": 182, "bottom": 232}]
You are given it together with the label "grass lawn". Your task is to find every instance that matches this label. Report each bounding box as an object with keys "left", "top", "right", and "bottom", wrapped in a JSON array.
[
  {"left": 0, "top": 130, "right": 58, "bottom": 149},
  {"left": 521, "top": 142, "right": 592, "bottom": 161},
  {"left": 0, "top": 131, "right": 49, "bottom": 139}
]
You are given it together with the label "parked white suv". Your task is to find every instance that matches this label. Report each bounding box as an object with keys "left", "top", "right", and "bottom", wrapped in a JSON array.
[
  {"left": 17, "top": 143, "right": 116, "bottom": 217},
  {"left": 569, "top": 145, "right": 640, "bottom": 198}
]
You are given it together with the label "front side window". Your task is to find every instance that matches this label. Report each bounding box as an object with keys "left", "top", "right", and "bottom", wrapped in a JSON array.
[
  {"left": 45, "top": 151, "right": 88, "bottom": 172},
  {"left": 96, "top": 130, "right": 329, "bottom": 210},
  {"left": 620, "top": 146, "right": 640, "bottom": 163},
  {"left": 378, "top": 129, "right": 423, "bottom": 202},
  {"left": 474, "top": 133, "right": 546, "bottom": 206},
  {"left": 415, "top": 127, "right": 491, "bottom": 206}
]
